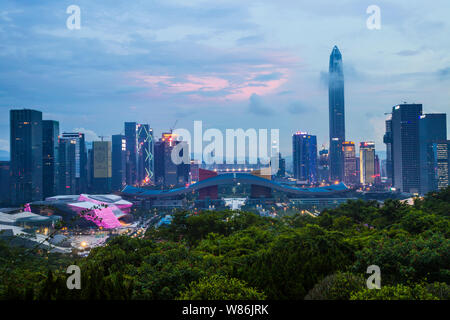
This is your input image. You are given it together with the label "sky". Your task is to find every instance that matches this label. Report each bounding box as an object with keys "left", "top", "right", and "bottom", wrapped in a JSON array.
[{"left": 1, "top": 0, "right": 449, "bottom": 158}]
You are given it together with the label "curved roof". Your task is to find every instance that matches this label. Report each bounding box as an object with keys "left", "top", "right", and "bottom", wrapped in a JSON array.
[{"left": 122, "top": 172, "right": 349, "bottom": 198}]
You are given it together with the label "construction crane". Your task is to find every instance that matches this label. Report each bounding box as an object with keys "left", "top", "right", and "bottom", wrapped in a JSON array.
[
  {"left": 170, "top": 120, "right": 178, "bottom": 134},
  {"left": 98, "top": 135, "right": 107, "bottom": 141}
]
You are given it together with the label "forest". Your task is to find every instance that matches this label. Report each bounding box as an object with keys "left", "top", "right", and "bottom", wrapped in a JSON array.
[{"left": 0, "top": 187, "right": 449, "bottom": 300}]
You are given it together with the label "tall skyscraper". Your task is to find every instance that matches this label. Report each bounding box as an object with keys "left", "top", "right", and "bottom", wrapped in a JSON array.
[
  {"left": 92, "top": 140, "right": 112, "bottom": 193},
  {"left": 292, "top": 132, "right": 317, "bottom": 184},
  {"left": 0, "top": 161, "right": 11, "bottom": 205},
  {"left": 419, "top": 113, "right": 447, "bottom": 194},
  {"left": 154, "top": 132, "right": 190, "bottom": 187},
  {"left": 10, "top": 109, "right": 43, "bottom": 204},
  {"left": 328, "top": 45, "right": 346, "bottom": 182},
  {"left": 137, "top": 124, "right": 154, "bottom": 185},
  {"left": 42, "top": 120, "right": 59, "bottom": 198},
  {"left": 431, "top": 141, "right": 449, "bottom": 190},
  {"left": 125, "top": 122, "right": 138, "bottom": 186},
  {"left": 317, "top": 147, "right": 330, "bottom": 183},
  {"left": 383, "top": 114, "right": 393, "bottom": 185},
  {"left": 58, "top": 132, "right": 87, "bottom": 195},
  {"left": 359, "top": 142, "right": 375, "bottom": 186},
  {"left": 112, "top": 134, "right": 127, "bottom": 191},
  {"left": 342, "top": 141, "right": 358, "bottom": 185},
  {"left": 391, "top": 103, "right": 422, "bottom": 193}
]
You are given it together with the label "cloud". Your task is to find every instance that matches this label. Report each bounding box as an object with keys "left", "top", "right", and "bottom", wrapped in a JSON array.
[
  {"left": 248, "top": 93, "right": 273, "bottom": 116},
  {"left": 236, "top": 35, "right": 264, "bottom": 46},
  {"left": 0, "top": 139, "right": 9, "bottom": 152},
  {"left": 129, "top": 67, "right": 289, "bottom": 101},
  {"left": 73, "top": 128, "right": 100, "bottom": 142},
  {"left": 396, "top": 49, "right": 421, "bottom": 56},
  {"left": 287, "top": 101, "right": 308, "bottom": 114},
  {"left": 437, "top": 67, "right": 450, "bottom": 80}
]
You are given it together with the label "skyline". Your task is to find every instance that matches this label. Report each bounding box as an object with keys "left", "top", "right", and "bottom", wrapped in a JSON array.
[{"left": 1, "top": 0, "right": 450, "bottom": 156}]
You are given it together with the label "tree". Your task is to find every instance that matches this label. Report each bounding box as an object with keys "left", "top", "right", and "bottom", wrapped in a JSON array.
[{"left": 177, "top": 274, "right": 266, "bottom": 300}]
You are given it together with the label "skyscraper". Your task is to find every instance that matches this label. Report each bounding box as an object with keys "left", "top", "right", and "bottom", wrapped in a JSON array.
[
  {"left": 58, "top": 132, "right": 87, "bottom": 195},
  {"left": 10, "top": 109, "right": 43, "bottom": 204},
  {"left": 125, "top": 122, "right": 138, "bottom": 186},
  {"left": 42, "top": 120, "right": 59, "bottom": 198},
  {"left": 92, "top": 140, "right": 112, "bottom": 193},
  {"left": 342, "top": 141, "right": 357, "bottom": 185},
  {"left": 419, "top": 113, "right": 447, "bottom": 194},
  {"left": 112, "top": 134, "right": 127, "bottom": 191},
  {"left": 154, "top": 132, "right": 190, "bottom": 187},
  {"left": 383, "top": 114, "right": 393, "bottom": 185},
  {"left": 317, "top": 147, "right": 330, "bottom": 183},
  {"left": 359, "top": 142, "right": 375, "bottom": 186},
  {"left": 137, "top": 124, "right": 154, "bottom": 185},
  {"left": 328, "top": 45, "right": 346, "bottom": 182},
  {"left": 0, "top": 161, "right": 11, "bottom": 205},
  {"left": 391, "top": 103, "right": 422, "bottom": 193},
  {"left": 292, "top": 132, "right": 317, "bottom": 184},
  {"left": 431, "top": 141, "right": 449, "bottom": 190}
]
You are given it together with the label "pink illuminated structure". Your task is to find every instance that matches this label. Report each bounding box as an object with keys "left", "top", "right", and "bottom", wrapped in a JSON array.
[{"left": 42, "top": 194, "right": 133, "bottom": 229}]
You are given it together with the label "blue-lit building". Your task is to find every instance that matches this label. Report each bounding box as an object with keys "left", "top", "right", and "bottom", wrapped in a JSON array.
[
  {"left": 112, "top": 134, "right": 127, "bottom": 191},
  {"left": 137, "top": 124, "right": 154, "bottom": 185},
  {"left": 42, "top": 120, "right": 59, "bottom": 198},
  {"left": 328, "top": 45, "right": 346, "bottom": 182},
  {"left": 391, "top": 103, "right": 422, "bottom": 193},
  {"left": 10, "top": 109, "right": 43, "bottom": 205},
  {"left": 419, "top": 113, "right": 447, "bottom": 194},
  {"left": 58, "top": 132, "right": 87, "bottom": 195},
  {"left": 292, "top": 132, "right": 317, "bottom": 184},
  {"left": 125, "top": 122, "right": 138, "bottom": 186}
]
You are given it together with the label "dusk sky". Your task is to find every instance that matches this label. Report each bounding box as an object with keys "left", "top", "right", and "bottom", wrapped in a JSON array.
[{"left": 1, "top": 0, "right": 449, "bottom": 157}]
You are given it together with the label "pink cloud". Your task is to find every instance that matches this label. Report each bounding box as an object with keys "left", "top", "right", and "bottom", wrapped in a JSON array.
[{"left": 127, "top": 67, "right": 290, "bottom": 101}]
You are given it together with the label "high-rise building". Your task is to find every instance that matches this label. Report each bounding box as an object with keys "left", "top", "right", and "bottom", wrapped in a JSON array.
[
  {"left": 92, "top": 140, "right": 112, "bottom": 193},
  {"left": 58, "top": 132, "right": 87, "bottom": 195},
  {"left": 383, "top": 114, "right": 393, "bottom": 185},
  {"left": 10, "top": 109, "right": 43, "bottom": 204},
  {"left": 317, "top": 147, "right": 330, "bottom": 183},
  {"left": 276, "top": 153, "right": 286, "bottom": 178},
  {"left": 112, "top": 134, "right": 127, "bottom": 191},
  {"left": 342, "top": 141, "right": 358, "bottom": 185},
  {"left": 292, "top": 132, "right": 317, "bottom": 184},
  {"left": 154, "top": 132, "right": 190, "bottom": 187},
  {"left": 419, "top": 114, "right": 447, "bottom": 194},
  {"left": 328, "top": 45, "right": 345, "bottom": 183},
  {"left": 431, "top": 141, "right": 449, "bottom": 190},
  {"left": 359, "top": 142, "right": 375, "bottom": 186},
  {"left": 0, "top": 161, "right": 11, "bottom": 205},
  {"left": 42, "top": 120, "right": 59, "bottom": 198},
  {"left": 391, "top": 103, "right": 422, "bottom": 193},
  {"left": 374, "top": 154, "right": 381, "bottom": 185},
  {"left": 137, "top": 124, "right": 154, "bottom": 185},
  {"left": 125, "top": 122, "right": 138, "bottom": 186}
]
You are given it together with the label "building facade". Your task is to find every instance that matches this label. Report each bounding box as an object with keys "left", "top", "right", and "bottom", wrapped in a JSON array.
[
  {"left": 328, "top": 46, "right": 346, "bottom": 182},
  {"left": 10, "top": 109, "right": 43, "bottom": 204},
  {"left": 342, "top": 141, "right": 358, "bottom": 186},
  {"left": 359, "top": 142, "right": 375, "bottom": 186},
  {"left": 419, "top": 113, "right": 447, "bottom": 194},
  {"left": 292, "top": 132, "right": 317, "bottom": 184},
  {"left": 112, "top": 134, "right": 127, "bottom": 192},
  {"left": 92, "top": 141, "right": 112, "bottom": 193},
  {"left": 391, "top": 103, "right": 422, "bottom": 193},
  {"left": 42, "top": 120, "right": 59, "bottom": 199},
  {"left": 58, "top": 132, "right": 87, "bottom": 195}
]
